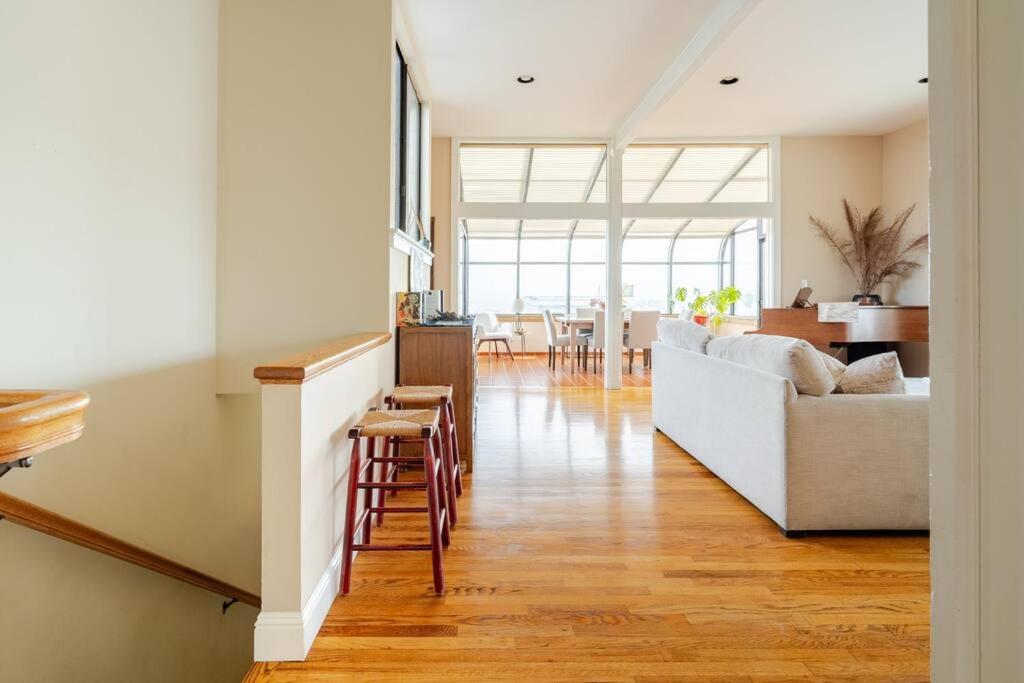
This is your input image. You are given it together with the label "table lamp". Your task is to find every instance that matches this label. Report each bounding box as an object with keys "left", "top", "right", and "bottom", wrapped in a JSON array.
[{"left": 512, "top": 297, "right": 526, "bottom": 333}]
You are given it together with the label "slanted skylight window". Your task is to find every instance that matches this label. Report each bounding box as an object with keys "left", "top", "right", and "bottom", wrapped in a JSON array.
[
  {"left": 623, "top": 143, "right": 769, "bottom": 204},
  {"left": 459, "top": 144, "right": 606, "bottom": 203}
]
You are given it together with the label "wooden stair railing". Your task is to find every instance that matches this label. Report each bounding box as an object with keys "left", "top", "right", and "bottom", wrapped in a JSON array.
[
  {"left": 1, "top": 388, "right": 258, "bottom": 611},
  {"left": 0, "top": 492, "right": 260, "bottom": 610}
]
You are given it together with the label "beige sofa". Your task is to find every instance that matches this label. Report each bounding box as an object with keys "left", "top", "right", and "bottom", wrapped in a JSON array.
[{"left": 651, "top": 339, "right": 929, "bottom": 534}]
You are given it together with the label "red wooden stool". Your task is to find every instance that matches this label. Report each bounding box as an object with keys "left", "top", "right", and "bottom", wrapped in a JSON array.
[
  {"left": 385, "top": 386, "right": 464, "bottom": 526},
  {"left": 340, "top": 408, "right": 450, "bottom": 595}
]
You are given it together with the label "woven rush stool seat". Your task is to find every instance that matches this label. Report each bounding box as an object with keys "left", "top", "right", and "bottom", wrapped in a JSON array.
[
  {"left": 340, "top": 408, "right": 450, "bottom": 595},
  {"left": 389, "top": 385, "right": 453, "bottom": 405},
  {"left": 385, "top": 385, "right": 464, "bottom": 528},
  {"left": 354, "top": 408, "right": 439, "bottom": 438}
]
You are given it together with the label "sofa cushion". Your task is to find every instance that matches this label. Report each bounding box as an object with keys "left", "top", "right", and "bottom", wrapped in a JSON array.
[
  {"left": 657, "top": 318, "right": 714, "bottom": 354},
  {"left": 837, "top": 351, "right": 907, "bottom": 394},
  {"left": 707, "top": 334, "right": 836, "bottom": 396},
  {"left": 817, "top": 350, "right": 847, "bottom": 384}
]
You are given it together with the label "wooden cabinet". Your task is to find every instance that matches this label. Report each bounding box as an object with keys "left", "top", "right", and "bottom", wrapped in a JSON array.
[{"left": 397, "top": 325, "right": 477, "bottom": 472}]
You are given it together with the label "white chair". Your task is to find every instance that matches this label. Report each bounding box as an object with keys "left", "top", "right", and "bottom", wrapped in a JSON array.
[
  {"left": 625, "top": 310, "right": 660, "bottom": 373},
  {"left": 542, "top": 309, "right": 570, "bottom": 370},
  {"left": 578, "top": 309, "right": 628, "bottom": 372},
  {"left": 474, "top": 312, "right": 516, "bottom": 361},
  {"left": 575, "top": 307, "right": 596, "bottom": 319}
]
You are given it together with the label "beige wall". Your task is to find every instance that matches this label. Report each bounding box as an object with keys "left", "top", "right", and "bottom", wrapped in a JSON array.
[
  {"left": 0, "top": 2, "right": 256, "bottom": 681},
  {"left": 882, "top": 119, "right": 930, "bottom": 305},
  {"left": 218, "top": 0, "right": 395, "bottom": 393},
  {"left": 882, "top": 120, "right": 929, "bottom": 375},
  {"left": 779, "top": 136, "right": 884, "bottom": 302},
  {"left": 430, "top": 137, "right": 455, "bottom": 306}
]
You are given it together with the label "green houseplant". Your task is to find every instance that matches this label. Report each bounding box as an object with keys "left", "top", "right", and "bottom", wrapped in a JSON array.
[
  {"left": 671, "top": 286, "right": 688, "bottom": 314},
  {"left": 692, "top": 286, "right": 742, "bottom": 329}
]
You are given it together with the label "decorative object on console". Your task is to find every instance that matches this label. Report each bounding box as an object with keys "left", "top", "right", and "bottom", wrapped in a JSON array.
[
  {"left": 809, "top": 199, "right": 928, "bottom": 305},
  {"left": 425, "top": 311, "right": 474, "bottom": 326},
  {"left": 817, "top": 301, "right": 860, "bottom": 323},
  {"left": 396, "top": 291, "right": 422, "bottom": 326}
]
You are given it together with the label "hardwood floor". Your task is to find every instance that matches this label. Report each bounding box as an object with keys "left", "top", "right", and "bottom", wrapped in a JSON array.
[
  {"left": 476, "top": 352, "right": 652, "bottom": 388},
  {"left": 247, "top": 387, "right": 930, "bottom": 682}
]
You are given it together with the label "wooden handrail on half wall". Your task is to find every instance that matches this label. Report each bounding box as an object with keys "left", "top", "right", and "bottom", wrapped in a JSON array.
[
  {"left": 0, "top": 492, "right": 260, "bottom": 609},
  {"left": 253, "top": 332, "right": 393, "bottom": 384}
]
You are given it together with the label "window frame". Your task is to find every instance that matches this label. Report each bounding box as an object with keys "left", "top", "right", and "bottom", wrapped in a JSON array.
[{"left": 454, "top": 139, "right": 780, "bottom": 318}]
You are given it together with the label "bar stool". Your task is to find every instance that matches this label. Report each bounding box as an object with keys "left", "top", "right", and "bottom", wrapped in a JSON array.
[
  {"left": 384, "top": 386, "right": 464, "bottom": 526},
  {"left": 340, "top": 408, "right": 450, "bottom": 595}
]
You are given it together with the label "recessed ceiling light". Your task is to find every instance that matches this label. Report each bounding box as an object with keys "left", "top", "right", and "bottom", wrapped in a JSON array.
[
  {"left": 918, "top": 77, "right": 928, "bottom": 84},
  {"left": 516, "top": 75, "right": 535, "bottom": 84},
  {"left": 719, "top": 76, "right": 739, "bottom": 85}
]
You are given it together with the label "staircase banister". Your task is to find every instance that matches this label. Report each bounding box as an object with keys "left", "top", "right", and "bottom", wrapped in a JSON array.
[{"left": 0, "top": 492, "right": 260, "bottom": 609}]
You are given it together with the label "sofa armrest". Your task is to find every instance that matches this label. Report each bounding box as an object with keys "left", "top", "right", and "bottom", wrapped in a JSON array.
[
  {"left": 652, "top": 342, "right": 796, "bottom": 528},
  {"left": 785, "top": 393, "right": 929, "bottom": 530}
]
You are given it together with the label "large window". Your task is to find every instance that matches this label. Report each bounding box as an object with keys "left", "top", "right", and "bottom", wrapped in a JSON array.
[
  {"left": 394, "top": 45, "right": 422, "bottom": 234},
  {"left": 456, "top": 142, "right": 773, "bottom": 317}
]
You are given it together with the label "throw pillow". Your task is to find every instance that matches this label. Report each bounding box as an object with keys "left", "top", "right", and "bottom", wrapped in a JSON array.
[
  {"left": 706, "top": 334, "right": 836, "bottom": 396},
  {"left": 817, "top": 350, "right": 847, "bottom": 385},
  {"left": 657, "top": 318, "right": 714, "bottom": 354},
  {"left": 837, "top": 351, "right": 907, "bottom": 394}
]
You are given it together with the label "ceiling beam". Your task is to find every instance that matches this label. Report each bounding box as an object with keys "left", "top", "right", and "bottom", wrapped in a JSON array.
[{"left": 612, "top": 0, "right": 760, "bottom": 152}]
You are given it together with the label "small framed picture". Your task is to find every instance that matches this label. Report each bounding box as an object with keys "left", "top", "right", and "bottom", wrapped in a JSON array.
[{"left": 396, "top": 291, "right": 422, "bottom": 326}]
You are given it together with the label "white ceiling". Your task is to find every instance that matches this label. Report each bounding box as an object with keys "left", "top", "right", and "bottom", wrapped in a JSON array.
[
  {"left": 402, "top": 0, "right": 928, "bottom": 140},
  {"left": 399, "top": 0, "right": 719, "bottom": 138},
  {"left": 637, "top": 0, "right": 929, "bottom": 137}
]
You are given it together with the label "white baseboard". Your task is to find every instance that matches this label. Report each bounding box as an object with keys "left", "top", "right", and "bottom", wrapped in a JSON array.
[{"left": 253, "top": 546, "right": 344, "bottom": 662}]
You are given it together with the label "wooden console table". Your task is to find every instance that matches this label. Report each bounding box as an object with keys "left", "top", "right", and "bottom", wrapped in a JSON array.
[{"left": 397, "top": 325, "right": 477, "bottom": 472}]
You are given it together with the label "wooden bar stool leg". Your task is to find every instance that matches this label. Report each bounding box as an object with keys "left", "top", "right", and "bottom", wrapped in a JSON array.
[
  {"left": 389, "top": 435, "right": 400, "bottom": 497},
  {"left": 362, "top": 436, "right": 376, "bottom": 543},
  {"left": 422, "top": 438, "right": 446, "bottom": 592},
  {"left": 446, "top": 401, "right": 464, "bottom": 497},
  {"left": 434, "top": 429, "right": 457, "bottom": 528},
  {"left": 340, "top": 436, "right": 361, "bottom": 595}
]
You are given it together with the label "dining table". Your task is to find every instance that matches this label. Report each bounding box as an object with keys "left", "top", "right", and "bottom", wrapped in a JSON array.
[{"left": 557, "top": 315, "right": 631, "bottom": 373}]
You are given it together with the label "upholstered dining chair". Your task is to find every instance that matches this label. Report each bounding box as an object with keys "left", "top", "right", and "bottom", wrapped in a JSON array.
[
  {"left": 578, "top": 309, "right": 629, "bottom": 372},
  {"left": 474, "top": 312, "right": 516, "bottom": 360},
  {"left": 624, "top": 310, "right": 660, "bottom": 372},
  {"left": 541, "top": 309, "right": 570, "bottom": 370}
]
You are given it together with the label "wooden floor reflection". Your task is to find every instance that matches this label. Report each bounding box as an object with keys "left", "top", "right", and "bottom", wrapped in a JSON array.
[
  {"left": 249, "top": 387, "right": 930, "bottom": 682},
  {"left": 476, "top": 352, "right": 652, "bottom": 388}
]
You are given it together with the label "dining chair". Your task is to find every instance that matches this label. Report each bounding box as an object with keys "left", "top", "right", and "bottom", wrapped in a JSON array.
[
  {"left": 474, "top": 312, "right": 516, "bottom": 361},
  {"left": 575, "top": 307, "right": 596, "bottom": 319},
  {"left": 578, "top": 309, "right": 628, "bottom": 372},
  {"left": 542, "top": 309, "right": 570, "bottom": 370},
  {"left": 624, "top": 310, "right": 660, "bottom": 372}
]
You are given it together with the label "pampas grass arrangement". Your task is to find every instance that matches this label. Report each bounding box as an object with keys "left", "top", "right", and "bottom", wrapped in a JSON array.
[{"left": 809, "top": 199, "right": 928, "bottom": 301}]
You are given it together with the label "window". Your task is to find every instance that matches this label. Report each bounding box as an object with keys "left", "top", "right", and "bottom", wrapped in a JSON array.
[
  {"left": 395, "top": 45, "right": 422, "bottom": 234},
  {"left": 456, "top": 141, "right": 774, "bottom": 317}
]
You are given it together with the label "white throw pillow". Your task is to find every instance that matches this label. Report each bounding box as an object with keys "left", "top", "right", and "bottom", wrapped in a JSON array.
[
  {"left": 657, "top": 318, "right": 714, "bottom": 354},
  {"left": 707, "top": 334, "right": 836, "bottom": 396},
  {"left": 817, "top": 350, "right": 847, "bottom": 385},
  {"left": 837, "top": 351, "right": 907, "bottom": 394}
]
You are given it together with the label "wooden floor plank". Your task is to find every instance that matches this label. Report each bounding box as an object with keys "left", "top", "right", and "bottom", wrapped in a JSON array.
[{"left": 252, "top": 387, "right": 929, "bottom": 681}]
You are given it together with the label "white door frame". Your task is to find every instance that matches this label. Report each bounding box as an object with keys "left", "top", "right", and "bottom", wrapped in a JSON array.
[{"left": 930, "top": 0, "right": 1024, "bottom": 680}]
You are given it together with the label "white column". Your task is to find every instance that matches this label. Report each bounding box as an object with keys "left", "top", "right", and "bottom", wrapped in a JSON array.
[{"left": 604, "top": 143, "right": 623, "bottom": 389}]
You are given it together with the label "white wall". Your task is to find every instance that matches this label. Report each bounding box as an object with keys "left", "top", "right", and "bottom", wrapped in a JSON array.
[
  {"left": 256, "top": 343, "right": 393, "bottom": 661},
  {"left": 217, "top": 0, "right": 395, "bottom": 393},
  {"left": 0, "top": 2, "right": 257, "bottom": 681}
]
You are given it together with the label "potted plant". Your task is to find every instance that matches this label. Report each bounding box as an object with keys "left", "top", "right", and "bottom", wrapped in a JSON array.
[
  {"left": 691, "top": 286, "right": 742, "bottom": 330},
  {"left": 809, "top": 199, "right": 928, "bottom": 305},
  {"left": 671, "top": 286, "right": 688, "bottom": 315}
]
